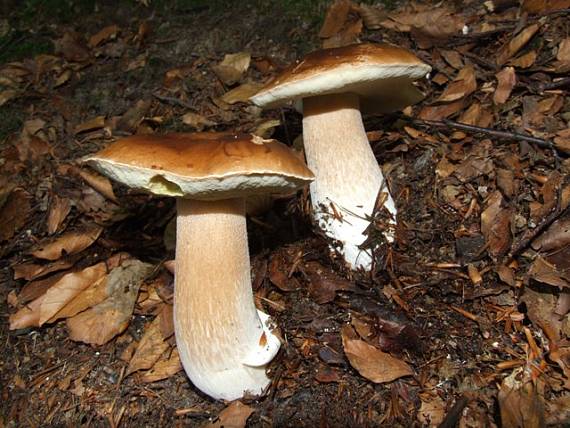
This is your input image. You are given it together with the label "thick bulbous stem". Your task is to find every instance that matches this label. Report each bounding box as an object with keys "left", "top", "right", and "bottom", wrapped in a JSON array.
[
  {"left": 302, "top": 93, "right": 397, "bottom": 270},
  {"left": 174, "top": 197, "right": 280, "bottom": 400}
]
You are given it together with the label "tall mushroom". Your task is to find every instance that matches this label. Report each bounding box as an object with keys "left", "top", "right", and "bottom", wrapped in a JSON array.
[
  {"left": 85, "top": 132, "right": 314, "bottom": 400},
  {"left": 251, "top": 43, "right": 431, "bottom": 271}
]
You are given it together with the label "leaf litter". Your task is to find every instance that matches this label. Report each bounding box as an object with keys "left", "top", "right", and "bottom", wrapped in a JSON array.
[{"left": 1, "top": 0, "right": 570, "bottom": 426}]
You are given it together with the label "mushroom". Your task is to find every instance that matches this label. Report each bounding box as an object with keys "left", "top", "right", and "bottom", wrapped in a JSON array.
[
  {"left": 85, "top": 132, "right": 314, "bottom": 400},
  {"left": 251, "top": 43, "right": 431, "bottom": 271}
]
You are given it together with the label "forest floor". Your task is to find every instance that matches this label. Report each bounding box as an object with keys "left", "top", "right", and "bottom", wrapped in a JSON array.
[{"left": 1, "top": 0, "right": 570, "bottom": 426}]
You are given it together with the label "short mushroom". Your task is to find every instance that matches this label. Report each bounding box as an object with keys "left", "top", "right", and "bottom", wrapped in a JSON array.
[
  {"left": 251, "top": 43, "right": 431, "bottom": 270},
  {"left": 85, "top": 132, "right": 314, "bottom": 400}
]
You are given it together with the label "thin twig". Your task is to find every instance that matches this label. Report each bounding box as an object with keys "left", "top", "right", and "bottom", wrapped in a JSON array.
[{"left": 405, "top": 116, "right": 556, "bottom": 152}]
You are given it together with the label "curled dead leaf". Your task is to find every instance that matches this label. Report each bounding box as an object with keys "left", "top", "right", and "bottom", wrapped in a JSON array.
[
  {"left": 212, "top": 52, "right": 251, "bottom": 86},
  {"left": 126, "top": 315, "right": 170, "bottom": 376},
  {"left": 66, "top": 259, "right": 153, "bottom": 345},
  {"left": 31, "top": 225, "right": 103, "bottom": 260},
  {"left": 341, "top": 325, "right": 413, "bottom": 383}
]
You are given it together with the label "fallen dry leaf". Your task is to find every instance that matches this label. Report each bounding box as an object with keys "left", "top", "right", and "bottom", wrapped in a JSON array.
[
  {"left": 318, "top": 0, "right": 352, "bottom": 38},
  {"left": 31, "top": 225, "right": 103, "bottom": 260},
  {"left": 203, "top": 401, "right": 254, "bottom": 428},
  {"left": 341, "top": 325, "right": 413, "bottom": 383},
  {"left": 532, "top": 218, "right": 570, "bottom": 252},
  {"left": 127, "top": 315, "right": 170, "bottom": 376},
  {"left": 47, "top": 195, "right": 72, "bottom": 234},
  {"left": 496, "top": 24, "right": 540, "bottom": 66},
  {"left": 88, "top": 24, "right": 119, "bottom": 48},
  {"left": 494, "top": 67, "right": 516, "bottom": 105},
  {"left": 304, "top": 261, "right": 355, "bottom": 304},
  {"left": 74, "top": 116, "right": 106, "bottom": 135},
  {"left": 181, "top": 112, "right": 216, "bottom": 131},
  {"left": 0, "top": 188, "right": 31, "bottom": 242},
  {"left": 9, "top": 261, "right": 106, "bottom": 329},
  {"left": 418, "top": 393, "right": 446, "bottom": 426},
  {"left": 528, "top": 256, "right": 570, "bottom": 289},
  {"left": 220, "top": 82, "right": 263, "bottom": 105},
  {"left": 498, "top": 368, "right": 545, "bottom": 427},
  {"left": 419, "top": 99, "right": 464, "bottom": 121},
  {"left": 72, "top": 166, "right": 117, "bottom": 202},
  {"left": 13, "top": 258, "right": 76, "bottom": 281},
  {"left": 140, "top": 349, "right": 182, "bottom": 383},
  {"left": 67, "top": 259, "right": 153, "bottom": 345},
  {"left": 356, "top": 3, "right": 387, "bottom": 30},
  {"left": 212, "top": 52, "right": 251, "bottom": 86},
  {"left": 437, "top": 65, "right": 477, "bottom": 103},
  {"left": 381, "top": 7, "right": 464, "bottom": 39},
  {"left": 522, "top": 0, "right": 570, "bottom": 13},
  {"left": 481, "top": 191, "right": 513, "bottom": 258},
  {"left": 509, "top": 50, "right": 537, "bottom": 68},
  {"left": 0, "top": 89, "right": 18, "bottom": 106}
]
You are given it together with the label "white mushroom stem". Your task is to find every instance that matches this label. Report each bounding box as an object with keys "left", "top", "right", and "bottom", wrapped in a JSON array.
[
  {"left": 174, "top": 197, "right": 280, "bottom": 401},
  {"left": 302, "top": 93, "right": 397, "bottom": 271}
]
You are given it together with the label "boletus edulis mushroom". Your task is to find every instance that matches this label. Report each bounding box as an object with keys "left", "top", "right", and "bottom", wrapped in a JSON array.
[
  {"left": 251, "top": 43, "right": 431, "bottom": 271},
  {"left": 85, "top": 132, "right": 314, "bottom": 400}
]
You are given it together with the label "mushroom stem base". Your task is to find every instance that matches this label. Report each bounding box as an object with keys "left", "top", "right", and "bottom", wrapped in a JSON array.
[
  {"left": 302, "top": 93, "right": 397, "bottom": 270},
  {"left": 174, "top": 198, "right": 280, "bottom": 400}
]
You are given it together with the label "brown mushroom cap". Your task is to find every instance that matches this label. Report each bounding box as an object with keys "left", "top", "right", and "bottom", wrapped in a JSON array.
[
  {"left": 250, "top": 43, "right": 431, "bottom": 113},
  {"left": 85, "top": 132, "right": 314, "bottom": 200}
]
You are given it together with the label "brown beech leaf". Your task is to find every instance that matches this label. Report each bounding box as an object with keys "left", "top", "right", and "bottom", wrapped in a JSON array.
[
  {"left": 220, "top": 82, "right": 263, "bottom": 105},
  {"left": 9, "top": 261, "right": 107, "bottom": 329},
  {"left": 140, "top": 349, "right": 182, "bottom": 383},
  {"left": 74, "top": 116, "right": 105, "bottom": 134},
  {"left": 47, "top": 195, "right": 72, "bottom": 234},
  {"left": 16, "top": 272, "right": 67, "bottom": 305},
  {"left": 70, "top": 166, "right": 117, "bottom": 202},
  {"left": 127, "top": 315, "right": 170, "bottom": 376},
  {"left": 8, "top": 294, "right": 45, "bottom": 330},
  {"left": 31, "top": 225, "right": 103, "bottom": 260},
  {"left": 498, "top": 368, "right": 545, "bottom": 427},
  {"left": 0, "top": 188, "right": 31, "bottom": 242},
  {"left": 437, "top": 65, "right": 477, "bottom": 103},
  {"left": 481, "top": 191, "right": 512, "bottom": 258},
  {"left": 181, "top": 112, "right": 216, "bottom": 131},
  {"left": 66, "top": 259, "right": 153, "bottom": 345},
  {"left": 532, "top": 218, "right": 570, "bottom": 252},
  {"left": 419, "top": 99, "right": 464, "bottom": 121},
  {"left": 268, "top": 251, "right": 301, "bottom": 291},
  {"left": 212, "top": 52, "right": 251, "bottom": 86},
  {"left": 496, "top": 24, "right": 540, "bottom": 66},
  {"left": 356, "top": 3, "right": 387, "bottom": 30},
  {"left": 319, "top": 0, "right": 352, "bottom": 38},
  {"left": 494, "top": 67, "right": 516, "bottom": 105},
  {"left": 203, "top": 401, "right": 254, "bottom": 428},
  {"left": 13, "top": 258, "right": 76, "bottom": 281},
  {"left": 0, "top": 89, "right": 18, "bottom": 106},
  {"left": 38, "top": 261, "right": 110, "bottom": 325},
  {"left": 303, "top": 261, "right": 355, "bottom": 304},
  {"left": 159, "top": 303, "right": 174, "bottom": 340},
  {"left": 88, "top": 24, "right": 119, "bottom": 48},
  {"left": 509, "top": 51, "right": 537, "bottom": 68},
  {"left": 418, "top": 393, "right": 446, "bottom": 426},
  {"left": 341, "top": 325, "right": 413, "bottom": 383},
  {"left": 528, "top": 256, "right": 570, "bottom": 288},
  {"left": 522, "top": 0, "right": 570, "bottom": 13}
]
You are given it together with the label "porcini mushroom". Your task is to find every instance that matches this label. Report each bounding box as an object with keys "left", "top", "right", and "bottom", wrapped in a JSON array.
[
  {"left": 85, "top": 132, "right": 314, "bottom": 400},
  {"left": 251, "top": 43, "right": 431, "bottom": 270}
]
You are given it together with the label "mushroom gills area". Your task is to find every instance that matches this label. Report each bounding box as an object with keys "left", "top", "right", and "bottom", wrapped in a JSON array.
[
  {"left": 302, "top": 93, "right": 397, "bottom": 270},
  {"left": 174, "top": 197, "right": 279, "bottom": 400}
]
